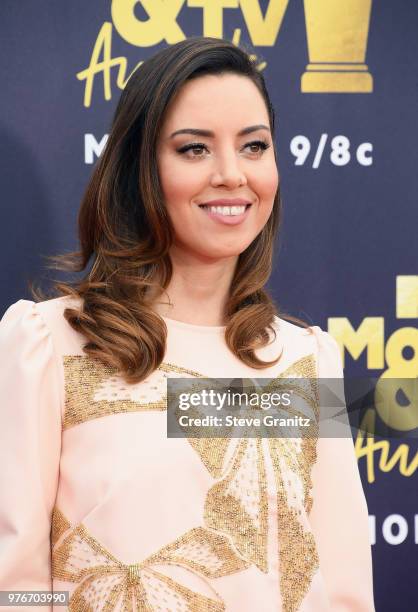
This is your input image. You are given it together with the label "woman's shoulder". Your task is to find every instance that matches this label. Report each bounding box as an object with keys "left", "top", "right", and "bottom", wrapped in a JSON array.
[
  {"left": 1, "top": 293, "right": 82, "bottom": 318},
  {"left": 271, "top": 314, "right": 317, "bottom": 346},
  {"left": 0, "top": 295, "right": 86, "bottom": 356},
  {"left": 34, "top": 293, "right": 83, "bottom": 316},
  {"left": 273, "top": 314, "right": 338, "bottom": 347},
  {"left": 272, "top": 314, "right": 343, "bottom": 376}
]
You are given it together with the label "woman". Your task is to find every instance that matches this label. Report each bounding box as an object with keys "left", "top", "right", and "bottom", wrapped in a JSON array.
[{"left": 0, "top": 37, "right": 375, "bottom": 611}]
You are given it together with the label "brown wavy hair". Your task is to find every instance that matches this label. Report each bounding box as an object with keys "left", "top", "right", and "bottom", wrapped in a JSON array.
[{"left": 31, "top": 36, "right": 312, "bottom": 385}]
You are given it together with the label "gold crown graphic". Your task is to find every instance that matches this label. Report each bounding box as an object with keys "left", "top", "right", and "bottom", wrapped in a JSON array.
[{"left": 301, "top": 0, "right": 373, "bottom": 93}]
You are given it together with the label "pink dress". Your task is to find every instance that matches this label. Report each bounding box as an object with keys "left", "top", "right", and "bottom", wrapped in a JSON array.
[{"left": 0, "top": 296, "right": 375, "bottom": 611}]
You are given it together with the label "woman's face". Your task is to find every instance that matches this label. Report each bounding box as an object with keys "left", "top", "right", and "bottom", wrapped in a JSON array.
[{"left": 156, "top": 73, "right": 279, "bottom": 262}]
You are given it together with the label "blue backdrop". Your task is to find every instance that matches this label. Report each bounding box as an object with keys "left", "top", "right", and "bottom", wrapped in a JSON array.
[{"left": 1, "top": 2, "right": 417, "bottom": 610}]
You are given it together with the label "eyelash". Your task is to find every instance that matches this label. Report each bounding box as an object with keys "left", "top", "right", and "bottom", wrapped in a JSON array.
[{"left": 177, "top": 139, "right": 271, "bottom": 157}]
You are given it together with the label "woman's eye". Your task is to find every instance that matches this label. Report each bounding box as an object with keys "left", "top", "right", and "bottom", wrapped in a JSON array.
[
  {"left": 177, "top": 140, "right": 271, "bottom": 158},
  {"left": 245, "top": 140, "right": 270, "bottom": 154},
  {"left": 177, "top": 143, "right": 208, "bottom": 157}
]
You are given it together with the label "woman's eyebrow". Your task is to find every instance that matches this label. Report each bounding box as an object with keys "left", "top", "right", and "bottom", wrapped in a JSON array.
[{"left": 169, "top": 124, "right": 270, "bottom": 138}]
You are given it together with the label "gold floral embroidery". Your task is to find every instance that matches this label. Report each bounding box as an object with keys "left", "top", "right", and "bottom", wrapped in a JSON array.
[
  {"left": 186, "top": 438, "right": 231, "bottom": 479},
  {"left": 204, "top": 438, "right": 269, "bottom": 572},
  {"left": 269, "top": 438, "right": 320, "bottom": 612},
  {"left": 52, "top": 510, "right": 250, "bottom": 611},
  {"left": 61, "top": 351, "right": 322, "bottom": 608},
  {"left": 159, "top": 363, "right": 204, "bottom": 378},
  {"left": 270, "top": 356, "right": 321, "bottom": 612},
  {"left": 62, "top": 357, "right": 205, "bottom": 430},
  {"left": 272, "top": 353, "right": 320, "bottom": 518},
  {"left": 188, "top": 354, "right": 321, "bottom": 608},
  {"left": 51, "top": 507, "right": 71, "bottom": 548},
  {"left": 177, "top": 354, "right": 318, "bottom": 473}
]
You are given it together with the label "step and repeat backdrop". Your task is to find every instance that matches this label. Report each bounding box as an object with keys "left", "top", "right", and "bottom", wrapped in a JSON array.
[{"left": 1, "top": 2, "right": 417, "bottom": 610}]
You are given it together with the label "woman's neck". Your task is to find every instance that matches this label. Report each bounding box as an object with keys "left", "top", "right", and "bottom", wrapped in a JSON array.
[{"left": 151, "top": 251, "right": 238, "bottom": 326}]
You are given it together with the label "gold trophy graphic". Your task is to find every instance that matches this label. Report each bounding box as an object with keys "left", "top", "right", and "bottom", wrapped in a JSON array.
[{"left": 301, "top": 0, "right": 373, "bottom": 92}]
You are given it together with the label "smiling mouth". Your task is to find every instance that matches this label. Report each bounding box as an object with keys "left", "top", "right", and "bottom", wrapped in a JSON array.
[{"left": 198, "top": 204, "right": 251, "bottom": 217}]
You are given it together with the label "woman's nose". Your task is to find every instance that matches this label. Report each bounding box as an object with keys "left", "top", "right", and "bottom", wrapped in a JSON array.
[{"left": 210, "top": 151, "right": 247, "bottom": 187}]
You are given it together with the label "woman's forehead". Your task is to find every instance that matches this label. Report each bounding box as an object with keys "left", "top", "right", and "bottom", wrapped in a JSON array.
[{"left": 160, "top": 76, "right": 269, "bottom": 134}]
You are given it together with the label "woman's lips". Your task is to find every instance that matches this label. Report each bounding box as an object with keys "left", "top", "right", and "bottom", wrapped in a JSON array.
[{"left": 198, "top": 204, "right": 252, "bottom": 226}]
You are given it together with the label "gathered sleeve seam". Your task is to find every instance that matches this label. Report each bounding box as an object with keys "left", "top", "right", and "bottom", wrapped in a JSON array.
[{"left": 33, "top": 301, "right": 65, "bottom": 427}]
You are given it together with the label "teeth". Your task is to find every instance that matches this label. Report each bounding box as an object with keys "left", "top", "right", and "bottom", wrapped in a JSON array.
[{"left": 201, "top": 205, "right": 247, "bottom": 216}]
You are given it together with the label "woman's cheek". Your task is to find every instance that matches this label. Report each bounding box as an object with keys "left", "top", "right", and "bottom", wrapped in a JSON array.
[{"left": 259, "top": 163, "right": 279, "bottom": 195}]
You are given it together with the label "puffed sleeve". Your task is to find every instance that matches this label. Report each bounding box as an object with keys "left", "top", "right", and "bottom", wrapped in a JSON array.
[
  {"left": 308, "top": 326, "right": 376, "bottom": 612},
  {"left": 0, "top": 300, "right": 62, "bottom": 608}
]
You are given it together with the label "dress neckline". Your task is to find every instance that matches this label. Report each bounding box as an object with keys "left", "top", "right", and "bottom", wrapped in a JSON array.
[{"left": 161, "top": 315, "right": 226, "bottom": 332}]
